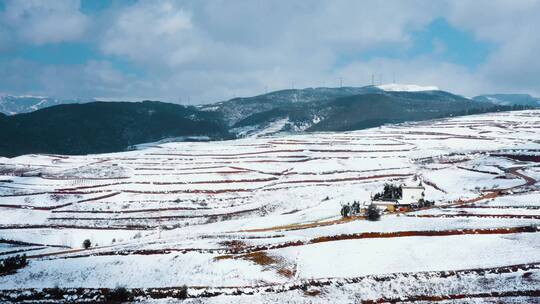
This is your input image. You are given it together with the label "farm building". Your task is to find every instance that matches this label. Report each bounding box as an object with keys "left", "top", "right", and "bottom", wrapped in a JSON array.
[
  {"left": 371, "top": 182, "right": 426, "bottom": 212},
  {"left": 401, "top": 185, "right": 425, "bottom": 204}
]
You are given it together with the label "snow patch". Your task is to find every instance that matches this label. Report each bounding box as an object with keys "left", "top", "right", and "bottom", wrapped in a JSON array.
[{"left": 377, "top": 83, "right": 439, "bottom": 92}]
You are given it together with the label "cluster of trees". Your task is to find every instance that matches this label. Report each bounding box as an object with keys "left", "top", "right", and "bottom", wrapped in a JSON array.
[
  {"left": 365, "top": 204, "right": 381, "bottom": 221},
  {"left": 340, "top": 201, "right": 361, "bottom": 217},
  {"left": 0, "top": 254, "right": 28, "bottom": 274},
  {"left": 373, "top": 184, "right": 402, "bottom": 201},
  {"left": 340, "top": 202, "right": 381, "bottom": 221}
]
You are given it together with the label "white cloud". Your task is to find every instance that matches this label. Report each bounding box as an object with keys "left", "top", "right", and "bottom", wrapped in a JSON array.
[
  {"left": 1, "top": 0, "right": 539, "bottom": 101},
  {"left": 445, "top": 0, "right": 540, "bottom": 95},
  {"left": 95, "top": 0, "right": 444, "bottom": 102},
  {"left": 101, "top": 1, "right": 195, "bottom": 66},
  {"left": 1, "top": 0, "right": 89, "bottom": 45}
]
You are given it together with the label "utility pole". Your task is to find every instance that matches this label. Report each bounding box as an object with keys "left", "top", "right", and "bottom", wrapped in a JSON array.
[
  {"left": 371, "top": 74, "right": 375, "bottom": 86},
  {"left": 339, "top": 77, "right": 343, "bottom": 88}
]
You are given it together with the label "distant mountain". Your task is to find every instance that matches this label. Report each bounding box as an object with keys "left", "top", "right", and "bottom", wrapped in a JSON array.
[
  {"left": 0, "top": 85, "right": 536, "bottom": 157},
  {"left": 473, "top": 94, "right": 540, "bottom": 107},
  {"left": 207, "top": 85, "right": 529, "bottom": 136},
  {"left": 0, "top": 101, "right": 231, "bottom": 157},
  {"left": 199, "top": 86, "right": 380, "bottom": 126},
  {"left": 307, "top": 91, "right": 490, "bottom": 132},
  {"left": 0, "top": 95, "right": 90, "bottom": 115}
]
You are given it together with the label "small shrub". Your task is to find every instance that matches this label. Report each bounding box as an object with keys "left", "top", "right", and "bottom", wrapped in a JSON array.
[
  {"left": 82, "top": 239, "right": 91, "bottom": 249},
  {"left": 105, "top": 286, "right": 133, "bottom": 302},
  {"left": 0, "top": 254, "right": 28, "bottom": 274},
  {"left": 178, "top": 285, "right": 188, "bottom": 299},
  {"left": 48, "top": 285, "right": 64, "bottom": 300},
  {"left": 340, "top": 204, "right": 351, "bottom": 217},
  {"left": 365, "top": 204, "right": 381, "bottom": 221}
]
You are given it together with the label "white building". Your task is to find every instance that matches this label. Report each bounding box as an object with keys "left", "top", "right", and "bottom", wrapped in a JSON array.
[
  {"left": 399, "top": 185, "right": 425, "bottom": 205},
  {"left": 370, "top": 182, "right": 426, "bottom": 212}
]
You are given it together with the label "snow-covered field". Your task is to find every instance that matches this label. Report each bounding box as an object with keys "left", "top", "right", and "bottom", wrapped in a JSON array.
[{"left": 1, "top": 110, "right": 540, "bottom": 303}]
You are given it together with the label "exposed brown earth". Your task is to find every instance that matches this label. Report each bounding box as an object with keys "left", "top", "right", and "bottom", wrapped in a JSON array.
[{"left": 410, "top": 213, "right": 540, "bottom": 220}]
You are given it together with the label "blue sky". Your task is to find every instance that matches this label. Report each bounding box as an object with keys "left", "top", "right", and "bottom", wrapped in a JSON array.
[
  {"left": 0, "top": 0, "right": 538, "bottom": 102},
  {"left": 335, "top": 18, "right": 493, "bottom": 71}
]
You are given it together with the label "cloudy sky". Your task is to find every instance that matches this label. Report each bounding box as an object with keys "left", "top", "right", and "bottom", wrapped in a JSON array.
[{"left": 0, "top": 0, "right": 539, "bottom": 104}]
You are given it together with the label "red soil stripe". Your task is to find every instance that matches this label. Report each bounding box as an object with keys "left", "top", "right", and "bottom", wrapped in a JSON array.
[
  {"left": 451, "top": 205, "right": 540, "bottom": 210},
  {"left": 0, "top": 239, "right": 70, "bottom": 248},
  {"left": 411, "top": 214, "right": 540, "bottom": 220},
  {"left": 422, "top": 179, "right": 447, "bottom": 193},
  {"left": 52, "top": 206, "right": 211, "bottom": 214},
  {"left": 54, "top": 226, "right": 540, "bottom": 259},
  {"left": 120, "top": 173, "right": 410, "bottom": 195},
  {"left": 48, "top": 207, "right": 259, "bottom": 221},
  {"left": 306, "top": 148, "right": 410, "bottom": 153},
  {"left": 237, "top": 226, "right": 540, "bottom": 253},
  {"left": 0, "top": 191, "right": 49, "bottom": 198},
  {"left": 457, "top": 166, "right": 499, "bottom": 175},
  {"left": 148, "top": 149, "right": 305, "bottom": 157},
  {"left": 279, "top": 173, "right": 413, "bottom": 184},
  {"left": 0, "top": 224, "right": 149, "bottom": 230},
  {"left": 366, "top": 289, "right": 540, "bottom": 303},
  {"left": 57, "top": 177, "right": 278, "bottom": 192},
  {"left": 0, "top": 192, "right": 120, "bottom": 211},
  {"left": 0, "top": 246, "right": 55, "bottom": 257}
]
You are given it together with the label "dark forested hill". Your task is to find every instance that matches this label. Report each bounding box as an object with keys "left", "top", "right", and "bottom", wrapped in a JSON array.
[
  {"left": 0, "top": 101, "right": 231, "bottom": 157},
  {"left": 216, "top": 88, "right": 527, "bottom": 135}
]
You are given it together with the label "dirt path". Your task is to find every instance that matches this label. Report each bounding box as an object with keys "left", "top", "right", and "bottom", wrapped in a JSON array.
[{"left": 239, "top": 215, "right": 366, "bottom": 233}]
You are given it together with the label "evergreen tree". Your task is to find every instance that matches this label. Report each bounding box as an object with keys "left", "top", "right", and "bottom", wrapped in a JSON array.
[{"left": 366, "top": 204, "right": 381, "bottom": 221}]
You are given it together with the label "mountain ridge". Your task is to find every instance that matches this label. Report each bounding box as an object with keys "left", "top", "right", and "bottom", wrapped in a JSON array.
[{"left": 0, "top": 85, "right": 537, "bottom": 157}]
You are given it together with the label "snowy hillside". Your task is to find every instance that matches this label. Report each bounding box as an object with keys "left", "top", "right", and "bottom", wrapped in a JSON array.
[
  {"left": 377, "top": 83, "right": 439, "bottom": 92},
  {"left": 0, "top": 95, "right": 89, "bottom": 115},
  {"left": 473, "top": 94, "right": 540, "bottom": 106},
  {"left": 1, "top": 110, "right": 540, "bottom": 302}
]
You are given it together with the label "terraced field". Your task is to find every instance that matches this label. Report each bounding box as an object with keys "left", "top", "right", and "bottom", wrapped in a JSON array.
[{"left": 1, "top": 110, "right": 540, "bottom": 303}]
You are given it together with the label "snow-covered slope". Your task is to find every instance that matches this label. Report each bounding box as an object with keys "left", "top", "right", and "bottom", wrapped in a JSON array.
[
  {"left": 1, "top": 110, "right": 540, "bottom": 303},
  {"left": 0, "top": 95, "right": 90, "bottom": 115},
  {"left": 377, "top": 83, "right": 439, "bottom": 92},
  {"left": 473, "top": 93, "right": 540, "bottom": 106}
]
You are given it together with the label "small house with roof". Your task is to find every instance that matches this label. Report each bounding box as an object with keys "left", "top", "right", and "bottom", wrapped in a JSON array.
[{"left": 371, "top": 181, "right": 426, "bottom": 212}]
